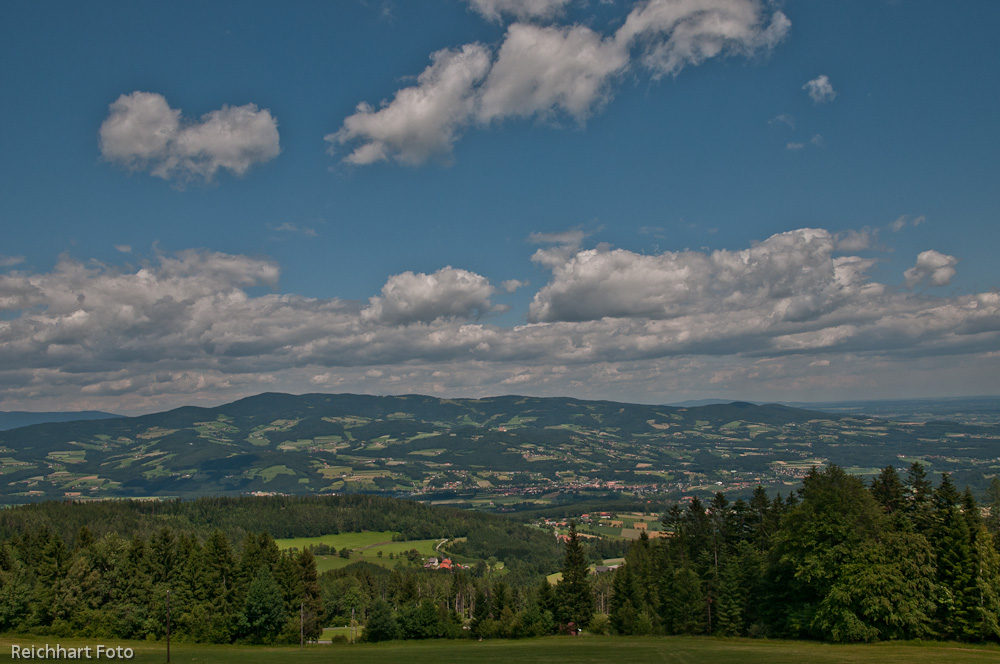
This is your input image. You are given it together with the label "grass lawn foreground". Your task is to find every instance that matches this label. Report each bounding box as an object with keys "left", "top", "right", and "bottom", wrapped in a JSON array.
[{"left": 2, "top": 635, "right": 998, "bottom": 663}]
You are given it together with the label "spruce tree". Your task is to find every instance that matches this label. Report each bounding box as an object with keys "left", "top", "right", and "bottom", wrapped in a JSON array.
[
  {"left": 931, "top": 474, "right": 976, "bottom": 639},
  {"left": 555, "top": 522, "right": 593, "bottom": 630},
  {"left": 870, "top": 466, "right": 906, "bottom": 517}
]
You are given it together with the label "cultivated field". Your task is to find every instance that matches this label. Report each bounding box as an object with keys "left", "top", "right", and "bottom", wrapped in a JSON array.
[{"left": 2, "top": 635, "right": 999, "bottom": 663}]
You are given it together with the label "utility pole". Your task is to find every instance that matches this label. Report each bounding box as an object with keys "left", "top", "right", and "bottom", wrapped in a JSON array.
[
  {"left": 166, "top": 589, "right": 171, "bottom": 663},
  {"left": 300, "top": 602, "right": 304, "bottom": 649}
]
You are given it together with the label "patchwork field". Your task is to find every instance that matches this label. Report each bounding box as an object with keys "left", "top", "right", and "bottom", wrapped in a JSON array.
[{"left": 4, "top": 393, "right": 999, "bottom": 502}]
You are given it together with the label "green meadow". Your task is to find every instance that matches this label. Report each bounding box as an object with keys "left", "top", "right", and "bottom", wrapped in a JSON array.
[
  {"left": 275, "top": 531, "right": 445, "bottom": 572},
  {"left": 2, "top": 635, "right": 999, "bottom": 663},
  {"left": 275, "top": 530, "right": 396, "bottom": 551}
]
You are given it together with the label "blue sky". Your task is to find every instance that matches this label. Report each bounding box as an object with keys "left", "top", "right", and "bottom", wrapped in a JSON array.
[{"left": 1, "top": 0, "right": 998, "bottom": 415}]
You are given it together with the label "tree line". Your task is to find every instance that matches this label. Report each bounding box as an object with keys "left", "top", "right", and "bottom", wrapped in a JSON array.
[
  {"left": 602, "top": 464, "right": 1000, "bottom": 641},
  {"left": 0, "top": 525, "right": 322, "bottom": 643},
  {"left": 323, "top": 464, "right": 1000, "bottom": 643},
  {"left": 2, "top": 465, "right": 999, "bottom": 644}
]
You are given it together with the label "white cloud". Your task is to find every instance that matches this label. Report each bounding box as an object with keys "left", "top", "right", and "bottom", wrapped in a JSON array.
[
  {"left": 326, "top": 44, "right": 491, "bottom": 165},
  {"left": 0, "top": 256, "right": 25, "bottom": 268},
  {"left": 803, "top": 74, "right": 836, "bottom": 103},
  {"left": 361, "top": 266, "right": 499, "bottom": 324},
  {"left": 478, "top": 23, "right": 628, "bottom": 123},
  {"left": 466, "top": 0, "right": 572, "bottom": 21},
  {"left": 786, "top": 141, "right": 804, "bottom": 151},
  {"left": 529, "top": 228, "right": 589, "bottom": 269},
  {"left": 615, "top": 0, "right": 790, "bottom": 78},
  {"left": 501, "top": 279, "right": 528, "bottom": 292},
  {"left": 331, "top": 0, "right": 790, "bottom": 165},
  {"left": 100, "top": 92, "right": 280, "bottom": 183},
  {"left": 904, "top": 250, "right": 958, "bottom": 288},
  {"left": 528, "top": 228, "right": 863, "bottom": 323}
]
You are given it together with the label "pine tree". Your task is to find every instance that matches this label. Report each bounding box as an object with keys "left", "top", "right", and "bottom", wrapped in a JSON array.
[
  {"left": 297, "top": 549, "right": 324, "bottom": 641},
  {"left": 609, "top": 564, "right": 639, "bottom": 634},
  {"left": 870, "top": 466, "right": 906, "bottom": 517},
  {"left": 985, "top": 477, "right": 1000, "bottom": 547},
  {"left": 931, "top": 474, "right": 977, "bottom": 639},
  {"left": 905, "top": 462, "right": 934, "bottom": 533},
  {"left": 555, "top": 522, "right": 593, "bottom": 630},
  {"left": 668, "top": 565, "right": 706, "bottom": 635}
]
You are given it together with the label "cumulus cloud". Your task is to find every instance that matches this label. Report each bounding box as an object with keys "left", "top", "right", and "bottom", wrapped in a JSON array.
[
  {"left": 466, "top": 0, "right": 572, "bottom": 21},
  {"left": 99, "top": 91, "right": 280, "bottom": 183},
  {"left": 361, "top": 266, "right": 500, "bottom": 324},
  {"left": 478, "top": 23, "right": 628, "bottom": 123},
  {"left": 1, "top": 233, "right": 995, "bottom": 413},
  {"left": 803, "top": 74, "right": 836, "bottom": 103},
  {"left": 331, "top": 0, "right": 790, "bottom": 165},
  {"left": 326, "top": 44, "right": 491, "bottom": 165},
  {"left": 904, "top": 250, "right": 958, "bottom": 288},
  {"left": 528, "top": 228, "right": 875, "bottom": 323}
]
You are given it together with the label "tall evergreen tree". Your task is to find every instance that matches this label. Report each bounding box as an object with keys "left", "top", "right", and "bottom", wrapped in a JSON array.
[
  {"left": 931, "top": 474, "right": 977, "bottom": 640},
  {"left": 871, "top": 466, "right": 906, "bottom": 518},
  {"left": 905, "top": 462, "right": 935, "bottom": 533},
  {"left": 555, "top": 522, "right": 593, "bottom": 630},
  {"left": 609, "top": 563, "right": 639, "bottom": 635}
]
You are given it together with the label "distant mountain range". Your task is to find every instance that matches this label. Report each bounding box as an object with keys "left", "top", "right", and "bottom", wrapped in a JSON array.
[
  {"left": 0, "top": 392, "right": 996, "bottom": 504},
  {"left": 0, "top": 411, "right": 120, "bottom": 431}
]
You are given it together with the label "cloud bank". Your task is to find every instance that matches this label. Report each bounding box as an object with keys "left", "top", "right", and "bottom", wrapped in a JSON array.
[
  {"left": 100, "top": 92, "right": 281, "bottom": 183},
  {"left": 328, "top": 0, "right": 790, "bottom": 164},
  {"left": 1, "top": 229, "right": 997, "bottom": 413}
]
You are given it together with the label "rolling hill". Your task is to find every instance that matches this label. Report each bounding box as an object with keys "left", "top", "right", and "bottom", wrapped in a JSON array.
[{"left": 0, "top": 393, "right": 996, "bottom": 503}]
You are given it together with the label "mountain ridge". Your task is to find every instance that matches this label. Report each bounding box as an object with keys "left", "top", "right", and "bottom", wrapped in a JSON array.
[{"left": 0, "top": 392, "right": 996, "bottom": 504}]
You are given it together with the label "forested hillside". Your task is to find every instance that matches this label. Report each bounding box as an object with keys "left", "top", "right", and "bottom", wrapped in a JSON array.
[{"left": 2, "top": 392, "right": 999, "bottom": 503}]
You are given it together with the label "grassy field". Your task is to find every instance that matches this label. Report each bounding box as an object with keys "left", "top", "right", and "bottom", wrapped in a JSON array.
[
  {"left": 274, "top": 530, "right": 397, "bottom": 551},
  {"left": 276, "top": 532, "right": 445, "bottom": 573},
  {"left": 2, "top": 635, "right": 998, "bottom": 663}
]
